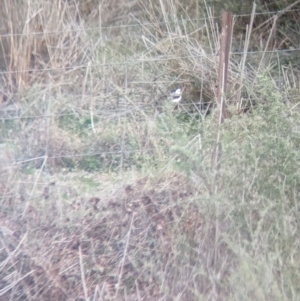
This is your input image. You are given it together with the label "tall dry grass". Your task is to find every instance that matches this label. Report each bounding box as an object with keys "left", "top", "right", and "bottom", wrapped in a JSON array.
[{"left": 1, "top": 0, "right": 300, "bottom": 301}]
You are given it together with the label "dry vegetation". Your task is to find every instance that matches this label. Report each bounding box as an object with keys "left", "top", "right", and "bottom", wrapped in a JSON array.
[{"left": 1, "top": 0, "right": 300, "bottom": 300}]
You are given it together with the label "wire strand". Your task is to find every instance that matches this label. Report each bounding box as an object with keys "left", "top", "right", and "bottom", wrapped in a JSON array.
[
  {"left": 0, "top": 8, "right": 299, "bottom": 38},
  {"left": 0, "top": 47, "right": 299, "bottom": 75}
]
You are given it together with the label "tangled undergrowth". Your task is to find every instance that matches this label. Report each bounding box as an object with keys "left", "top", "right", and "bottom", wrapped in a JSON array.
[{"left": 1, "top": 0, "right": 300, "bottom": 300}]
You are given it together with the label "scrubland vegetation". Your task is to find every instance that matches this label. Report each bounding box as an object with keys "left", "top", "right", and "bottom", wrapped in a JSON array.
[{"left": 1, "top": 0, "right": 300, "bottom": 300}]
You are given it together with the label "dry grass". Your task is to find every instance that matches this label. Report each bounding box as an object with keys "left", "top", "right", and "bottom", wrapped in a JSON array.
[{"left": 1, "top": 0, "right": 300, "bottom": 300}]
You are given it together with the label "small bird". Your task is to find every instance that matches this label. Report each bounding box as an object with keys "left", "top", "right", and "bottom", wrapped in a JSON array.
[{"left": 170, "top": 88, "right": 182, "bottom": 103}]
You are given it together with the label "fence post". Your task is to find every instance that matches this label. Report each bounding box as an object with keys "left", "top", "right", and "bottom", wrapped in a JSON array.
[
  {"left": 216, "top": 11, "right": 232, "bottom": 122},
  {"left": 213, "top": 11, "right": 233, "bottom": 174}
]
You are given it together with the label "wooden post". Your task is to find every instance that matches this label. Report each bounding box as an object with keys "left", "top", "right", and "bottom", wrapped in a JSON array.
[
  {"left": 212, "top": 13, "right": 233, "bottom": 269},
  {"left": 213, "top": 12, "right": 233, "bottom": 173},
  {"left": 216, "top": 11, "right": 233, "bottom": 123}
]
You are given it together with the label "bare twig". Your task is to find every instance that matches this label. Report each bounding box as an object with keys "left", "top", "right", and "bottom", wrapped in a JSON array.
[{"left": 114, "top": 213, "right": 135, "bottom": 300}]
